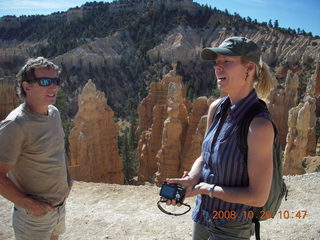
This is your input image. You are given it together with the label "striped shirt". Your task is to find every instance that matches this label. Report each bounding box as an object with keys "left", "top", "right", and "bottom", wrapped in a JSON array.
[{"left": 192, "top": 90, "right": 271, "bottom": 227}]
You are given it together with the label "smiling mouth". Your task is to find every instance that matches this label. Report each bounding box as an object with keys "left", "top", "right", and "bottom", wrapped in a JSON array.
[
  {"left": 47, "top": 94, "right": 56, "bottom": 97},
  {"left": 218, "top": 77, "right": 226, "bottom": 81}
]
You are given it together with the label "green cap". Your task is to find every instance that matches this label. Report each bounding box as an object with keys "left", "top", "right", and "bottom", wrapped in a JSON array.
[{"left": 201, "top": 37, "right": 261, "bottom": 66}]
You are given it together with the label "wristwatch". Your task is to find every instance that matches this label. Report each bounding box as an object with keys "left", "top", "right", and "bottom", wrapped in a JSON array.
[{"left": 208, "top": 184, "right": 216, "bottom": 198}]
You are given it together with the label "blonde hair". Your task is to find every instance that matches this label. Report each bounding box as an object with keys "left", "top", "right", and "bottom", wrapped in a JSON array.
[
  {"left": 253, "top": 62, "right": 274, "bottom": 99},
  {"left": 241, "top": 58, "right": 274, "bottom": 99}
]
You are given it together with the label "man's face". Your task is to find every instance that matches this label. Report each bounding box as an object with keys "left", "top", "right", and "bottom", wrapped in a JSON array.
[{"left": 23, "top": 67, "right": 59, "bottom": 114}]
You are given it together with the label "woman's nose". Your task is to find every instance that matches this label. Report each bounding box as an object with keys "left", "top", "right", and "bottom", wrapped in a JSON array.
[{"left": 214, "top": 64, "right": 223, "bottom": 72}]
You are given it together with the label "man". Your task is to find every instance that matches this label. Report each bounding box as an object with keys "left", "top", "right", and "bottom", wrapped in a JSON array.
[{"left": 0, "top": 57, "right": 72, "bottom": 240}]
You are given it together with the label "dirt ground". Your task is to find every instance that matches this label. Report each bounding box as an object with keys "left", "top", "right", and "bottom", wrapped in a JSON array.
[{"left": 1, "top": 172, "right": 319, "bottom": 240}]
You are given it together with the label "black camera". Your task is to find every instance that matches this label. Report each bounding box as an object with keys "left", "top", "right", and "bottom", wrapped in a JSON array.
[{"left": 159, "top": 181, "right": 185, "bottom": 203}]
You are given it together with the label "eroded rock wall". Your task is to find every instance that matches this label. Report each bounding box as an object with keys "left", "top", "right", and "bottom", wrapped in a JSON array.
[
  {"left": 283, "top": 61, "right": 318, "bottom": 175},
  {"left": 267, "top": 71, "right": 300, "bottom": 148},
  {"left": 137, "top": 68, "right": 211, "bottom": 184},
  {"left": 68, "top": 80, "right": 124, "bottom": 183}
]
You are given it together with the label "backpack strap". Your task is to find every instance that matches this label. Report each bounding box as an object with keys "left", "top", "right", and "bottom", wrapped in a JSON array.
[
  {"left": 237, "top": 99, "right": 275, "bottom": 240},
  {"left": 253, "top": 218, "right": 261, "bottom": 240},
  {"left": 237, "top": 99, "right": 277, "bottom": 161},
  {"left": 208, "top": 97, "right": 227, "bottom": 128}
]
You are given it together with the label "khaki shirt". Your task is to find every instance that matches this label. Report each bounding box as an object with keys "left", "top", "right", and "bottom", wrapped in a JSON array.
[{"left": 0, "top": 103, "right": 69, "bottom": 206}]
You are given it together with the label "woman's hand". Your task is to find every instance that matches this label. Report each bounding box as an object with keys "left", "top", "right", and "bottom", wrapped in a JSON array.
[
  {"left": 189, "top": 182, "right": 212, "bottom": 197},
  {"left": 165, "top": 174, "right": 195, "bottom": 206}
]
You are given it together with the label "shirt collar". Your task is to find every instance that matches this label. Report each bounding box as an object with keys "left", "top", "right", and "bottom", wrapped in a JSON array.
[{"left": 228, "top": 90, "right": 259, "bottom": 120}]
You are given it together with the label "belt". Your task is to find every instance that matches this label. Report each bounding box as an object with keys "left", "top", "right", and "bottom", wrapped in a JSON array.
[{"left": 52, "top": 201, "right": 65, "bottom": 208}]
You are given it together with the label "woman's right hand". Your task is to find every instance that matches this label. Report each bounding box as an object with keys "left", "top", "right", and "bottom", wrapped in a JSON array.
[{"left": 165, "top": 172, "right": 196, "bottom": 206}]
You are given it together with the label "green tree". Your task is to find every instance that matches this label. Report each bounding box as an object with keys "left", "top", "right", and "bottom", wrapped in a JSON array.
[
  {"left": 55, "top": 89, "right": 74, "bottom": 159},
  {"left": 119, "top": 116, "right": 139, "bottom": 184}
]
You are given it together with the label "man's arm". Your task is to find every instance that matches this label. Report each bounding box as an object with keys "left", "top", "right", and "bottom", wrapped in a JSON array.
[{"left": 0, "top": 162, "right": 53, "bottom": 216}]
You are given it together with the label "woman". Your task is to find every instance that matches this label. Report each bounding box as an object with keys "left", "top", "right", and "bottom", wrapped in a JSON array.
[{"left": 167, "top": 36, "right": 274, "bottom": 240}]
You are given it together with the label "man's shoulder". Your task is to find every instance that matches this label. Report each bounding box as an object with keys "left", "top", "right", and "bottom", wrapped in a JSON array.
[
  {"left": 0, "top": 108, "right": 24, "bottom": 134},
  {"left": 48, "top": 105, "right": 61, "bottom": 119},
  {"left": 1, "top": 104, "right": 25, "bottom": 123}
]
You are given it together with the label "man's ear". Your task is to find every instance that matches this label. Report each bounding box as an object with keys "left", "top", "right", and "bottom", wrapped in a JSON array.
[{"left": 22, "top": 81, "right": 32, "bottom": 95}]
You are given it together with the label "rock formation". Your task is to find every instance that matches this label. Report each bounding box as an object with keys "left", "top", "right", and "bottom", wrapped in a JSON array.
[
  {"left": 137, "top": 67, "right": 211, "bottom": 184},
  {"left": 68, "top": 80, "right": 124, "bottom": 183},
  {"left": 180, "top": 97, "right": 212, "bottom": 171},
  {"left": 283, "top": 62, "right": 318, "bottom": 175},
  {"left": 137, "top": 67, "right": 187, "bottom": 182},
  {"left": 54, "top": 31, "right": 132, "bottom": 72},
  {"left": 302, "top": 156, "right": 320, "bottom": 173},
  {"left": 0, "top": 77, "right": 19, "bottom": 121},
  {"left": 267, "top": 70, "right": 300, "bottom": 148},
  {"left": 155, "top": 82, "right": 185, "bottom": 183},
  {"left": 147, "top": 26, "right": 202, "bottom": 63}
]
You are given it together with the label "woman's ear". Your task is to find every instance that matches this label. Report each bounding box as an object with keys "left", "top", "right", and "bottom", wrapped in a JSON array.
[{"left": 246, "top": 62, "right": 256, "bottom": 73}]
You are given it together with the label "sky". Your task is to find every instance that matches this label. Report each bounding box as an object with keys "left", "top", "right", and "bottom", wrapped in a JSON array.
[{"left": 0, "top": 0, "right": 319, "bottom": 36}]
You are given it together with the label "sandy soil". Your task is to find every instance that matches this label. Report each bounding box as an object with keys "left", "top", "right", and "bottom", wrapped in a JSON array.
[{"left": 1, "top": 172, "right": 319, "bottom": 240}]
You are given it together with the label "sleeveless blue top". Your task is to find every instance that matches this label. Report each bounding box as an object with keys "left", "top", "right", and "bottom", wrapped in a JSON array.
[{"left": 192, "top": 90, "right": 271, "bottom": 227}]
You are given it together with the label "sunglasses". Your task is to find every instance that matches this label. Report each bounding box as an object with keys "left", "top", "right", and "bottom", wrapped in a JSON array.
[{"left": 32, "top": 77, "right": 62, "bottom": 87}]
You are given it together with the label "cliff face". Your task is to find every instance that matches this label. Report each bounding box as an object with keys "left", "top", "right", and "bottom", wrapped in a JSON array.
[
  {"left": 283, "top": 61, "right": 319, "bottom": 175},
  {"left": 155, "top": 82, "right": 186, "bottom": 183},
  {"left": 147, "top": 26, "right": 202, "bottom": 63},
  {"left": 54, "top": 32, "right": 132, "bottom": 72},
  {"left": 267, "top": 71, "right": 300, "bottom": 148},
  {"left": 136, "top": 67, "right": 187, "bottom": 182},
  {"left": 136, "top": 67, "right": 211, "bottom": 184},
  {"left": 150, "top": 27, "right": 320, "bottom": 68},
  {"left": 68, "top": 80, "right": 124, "bottom": 183},
  {"left": 0, "top": 1, "right": 319, "bottom": 179}
]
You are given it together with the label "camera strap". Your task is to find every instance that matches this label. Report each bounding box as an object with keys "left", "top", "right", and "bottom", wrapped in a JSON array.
[{"left": 157, "top": 198, "right": 191, "bottom": 216}]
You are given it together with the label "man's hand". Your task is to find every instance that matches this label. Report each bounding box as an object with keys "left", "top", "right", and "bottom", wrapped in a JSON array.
[{"left": 26, "top": 199, "right": 53, "bottom": 217}]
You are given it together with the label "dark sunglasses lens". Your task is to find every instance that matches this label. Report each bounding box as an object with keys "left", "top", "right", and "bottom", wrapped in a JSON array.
[
  {"left": 37, "top": 78, "right": 61, "bottom": 86},
  {"left": 38, "top": 78, "right": 51, "bottom": 86}
]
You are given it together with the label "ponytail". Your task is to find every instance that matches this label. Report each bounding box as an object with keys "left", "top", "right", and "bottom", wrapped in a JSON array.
[{"left": 253, "top": 62, "right": 274, "bottom": 99}]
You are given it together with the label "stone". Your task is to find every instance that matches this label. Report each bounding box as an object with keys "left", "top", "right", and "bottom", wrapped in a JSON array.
[
  {"left": 302, "top": 156, "right": 320, "bottom": 173},
  {"left": 137, "top": 67, "right": 210, "bottom": 184},
  {"left": 155, "top": 82, "right": 186, "bottom": 184},
  {"left": 68, "top": 79, "right": 124, "bottom": 183},
  {"left": 268, "top": 70, "right": 300, "bottom": 148},
  {"left": 136, "top": 66, "right": 187, "bottom": 182},
  {"left": 283, "top": 70, "right": 317, "bottom": 175}
]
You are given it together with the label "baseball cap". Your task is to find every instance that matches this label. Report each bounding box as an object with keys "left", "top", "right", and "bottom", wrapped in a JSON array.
[{"left": 201, "top": 37, "right": 261, "bottom": 66}]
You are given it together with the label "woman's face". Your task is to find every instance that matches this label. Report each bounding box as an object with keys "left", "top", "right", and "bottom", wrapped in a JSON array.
[{"left": 213, "top": 55, "right": 249, "bottom": 94}]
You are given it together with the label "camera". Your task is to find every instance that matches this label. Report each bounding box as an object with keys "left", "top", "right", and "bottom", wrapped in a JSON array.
[{"left": 159, "top": 181, "right": 185, "bottom": 203}]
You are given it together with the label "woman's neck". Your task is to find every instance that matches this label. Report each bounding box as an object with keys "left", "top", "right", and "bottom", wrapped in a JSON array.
[{"left": 228, "top": 86, "right": 254, "bottom": 105}]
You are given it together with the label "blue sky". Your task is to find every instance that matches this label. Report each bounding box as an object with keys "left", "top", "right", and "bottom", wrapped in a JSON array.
[{"left": 0, "top": 0, "right": 319, "bottom": 36}]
